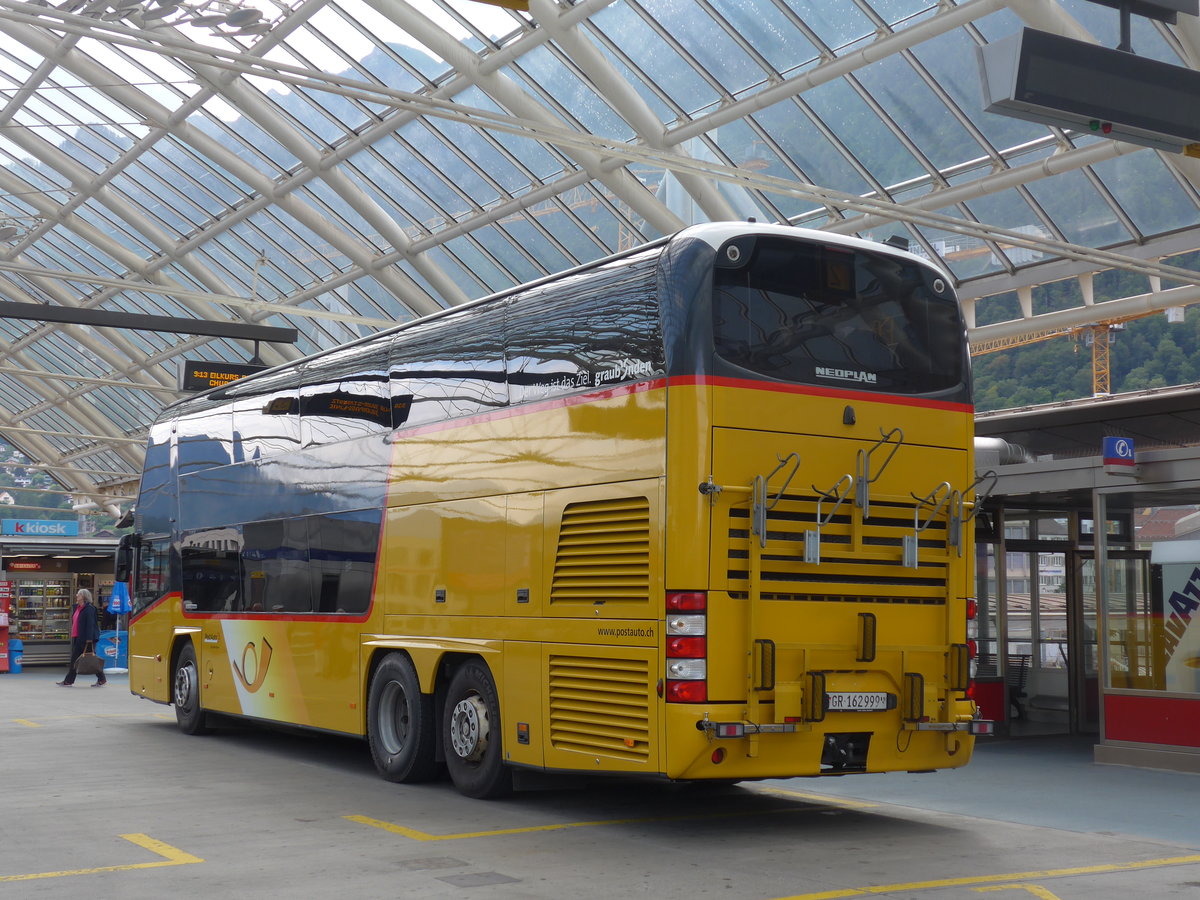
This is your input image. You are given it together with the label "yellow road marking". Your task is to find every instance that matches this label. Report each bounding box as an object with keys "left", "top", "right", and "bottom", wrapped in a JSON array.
[
  {"left": 0, "top": 833, "right": 203, "bottom": 883},
  {"left": 756, "top": 787, "right": 878, "bottom": 809},
  {"left": 8, "top": 713, "right": 167, "bottom": 726},
  {"left": 975, "top": 885, "right": 1062, "bottom": 899},
  {"left": 347, "top": 797, "right": 837, "bottom": 841},
  {"left": 774, "top": 854, "right": 1200, "bottom": 899},
  {"left": 349, "top": 787, "right": 880, "bottom": 842}
]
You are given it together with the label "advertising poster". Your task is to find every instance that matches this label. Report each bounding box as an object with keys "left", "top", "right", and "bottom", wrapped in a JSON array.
[{"left": 1151, "top": 541, "right": 1200, "bottom": 693}]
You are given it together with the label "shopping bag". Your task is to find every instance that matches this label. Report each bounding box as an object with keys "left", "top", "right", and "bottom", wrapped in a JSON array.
[{"left": 76, "top": 642, "right": 105, "bottom": 675}]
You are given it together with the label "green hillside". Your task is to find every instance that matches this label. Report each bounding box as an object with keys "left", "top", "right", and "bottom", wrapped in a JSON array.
[{"left": 972, "top": 252, "right": 1200, "bottom": 411}]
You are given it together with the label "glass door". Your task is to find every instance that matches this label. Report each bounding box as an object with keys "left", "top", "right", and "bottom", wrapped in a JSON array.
[{"left": 1080, "top": 551, "right": 1148, "bottom": 733}]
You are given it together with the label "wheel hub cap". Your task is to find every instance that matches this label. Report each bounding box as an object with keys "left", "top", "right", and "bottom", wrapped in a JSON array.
[
  {"left": 449, "top": 694, "right": 489, "bottom": 762},
  {"left": 174, "top": 664, "right": 195, "bottom": 707}
]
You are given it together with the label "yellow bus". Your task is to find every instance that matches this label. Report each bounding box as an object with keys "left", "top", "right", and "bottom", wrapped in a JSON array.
[{"left": 123, "top": 222, "right": 991, "bottom": 798}]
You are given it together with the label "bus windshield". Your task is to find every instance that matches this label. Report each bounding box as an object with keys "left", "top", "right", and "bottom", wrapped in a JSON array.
[{"left": 713, "top": 236, "right": 965, "bottom": 397}]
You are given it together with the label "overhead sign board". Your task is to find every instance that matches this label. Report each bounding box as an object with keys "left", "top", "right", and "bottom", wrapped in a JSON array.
[
  {"left": 978, "top": 28, "right": 1200, "bottom": 152},
  {"left": 1, "top": 519, "right": 79, "bottom": 536},
  {"left": 1103, "top": 436, "right": 1138, "bottom": 476},
  {"left": 1082, "top": 0, "right": 1198, "bottom": 23},
  {"left": 179, "top": 359, "right": 267, "bottom": 392}
]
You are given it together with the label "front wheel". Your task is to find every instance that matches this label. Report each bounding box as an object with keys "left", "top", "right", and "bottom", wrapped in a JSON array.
[
  {"left": 367, "top": 653, "right": 439, "bottom": 783},
  {"left": 173, "top": 643, "right": 210, "bottom": 735},
  {"left": 442, "top": 661, "right": 511, "bottom": 799}
]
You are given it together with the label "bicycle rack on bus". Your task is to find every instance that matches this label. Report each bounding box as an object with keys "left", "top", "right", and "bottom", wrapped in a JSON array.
[
  {"left": 906, "top": 470, "right": 999, "bottom": 567},
  {"left": 751, "top": 452, "right": 801, "bottom": 549},
  {"left": 805, "top": 474, "right": 852, "bottom": 565},
  {"left": 952, "top": 470, "right": 998, "bottom": 554},
  {"left": 907, "top": 482, "right": 953, "bottom": 569},
  {"left": 801, "top": 427, "right": 903, "bottom": 566},
  {"left": 856, "top": 426, "right": 903, "bottom": 520}
]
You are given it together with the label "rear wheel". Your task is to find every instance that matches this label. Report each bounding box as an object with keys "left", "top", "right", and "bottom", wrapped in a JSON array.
[
  {"left": 367, "top": 653, "right": 438, "bottom": 783},
  {"left": 173, "top": 643, "right": 210, "bottom": 735},
  {"left": 443, "top": 661, "right": 511, "bottom": 799}
]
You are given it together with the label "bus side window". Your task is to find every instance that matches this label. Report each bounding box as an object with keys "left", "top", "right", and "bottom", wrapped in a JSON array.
[
  {"left": 176, "top": 401, "right": 234, "bottom": 475},
  {"left": 505, "top": 252, "right": 663, "bottom": 404},
  {"left": 389, "top": 310, "right": 507, "bottom": 429},
  {"left": 133, "top": 538, "right": 168, "bottom": 613},
  {"left": 137, "top": 423, "right": 175, "bottom": 536},
  {"left": 227, "top": 368, "right": 301, "bottom": 462},
  {"left": 300, "top": 342, "right": 393, "bottom": 447},
  {"left": 241, "top": 519, "right": 312, "bottom": 613},
  {"left": 308, "top": 510, "right": 380, "bottom": 614},
  {"left": 181, "top": 526, "right": 244, "bottom": 612}
]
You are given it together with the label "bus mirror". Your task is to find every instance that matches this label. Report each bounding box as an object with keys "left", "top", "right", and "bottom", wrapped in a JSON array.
[{"left": 114, "top": 532, "right": 139, "bottom": 582}]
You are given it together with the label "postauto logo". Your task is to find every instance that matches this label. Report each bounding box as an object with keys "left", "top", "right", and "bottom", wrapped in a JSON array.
[{"left": 1, "top": 519, "right": 80, "bottom": 537}]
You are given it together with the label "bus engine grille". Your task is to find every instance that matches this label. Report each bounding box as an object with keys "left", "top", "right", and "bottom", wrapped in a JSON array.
[
  {"left": 551, "top": 496, "right": 651, "bottom": 605},
  {"left": 548, "top": 654, "right": 651, "bottom": 760}
]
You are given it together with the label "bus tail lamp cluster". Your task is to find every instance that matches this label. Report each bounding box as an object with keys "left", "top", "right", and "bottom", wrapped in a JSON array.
[{"left": 665, "top": 591, "right": 706, "bottom": 703}]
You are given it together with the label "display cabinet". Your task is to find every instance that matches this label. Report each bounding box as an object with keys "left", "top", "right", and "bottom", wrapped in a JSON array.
[{"left": 14, "top": 577, "right": 73, "bottom": 641}]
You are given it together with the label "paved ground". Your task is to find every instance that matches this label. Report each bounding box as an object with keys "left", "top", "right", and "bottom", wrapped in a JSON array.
[{"left": 3, "top": 665, "right": 1199, "bottom": 899}]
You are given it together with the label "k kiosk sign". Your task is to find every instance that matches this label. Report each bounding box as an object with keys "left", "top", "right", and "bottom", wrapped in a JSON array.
[{"left": 1, "top": 519, "right": 79, "bottom": 537}]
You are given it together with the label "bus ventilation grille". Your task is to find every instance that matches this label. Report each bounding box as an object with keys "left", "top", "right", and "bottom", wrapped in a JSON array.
[
  {"left": 726, "top": 496, "right": 948, "bottom": 603},
  {"left": 548, "top": 654, "right": 651, "bottom": 761},
  {"left": 551, "top": 496, "right": 650, "bottom": 605}
]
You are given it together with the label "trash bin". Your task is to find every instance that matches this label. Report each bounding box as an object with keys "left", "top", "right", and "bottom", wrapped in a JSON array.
[{"left": 9, "top": 638, "right": 22, "bottom": 674}]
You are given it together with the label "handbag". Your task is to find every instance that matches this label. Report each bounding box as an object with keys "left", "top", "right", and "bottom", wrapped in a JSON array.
[{"left": 76, "top": 642, "right": 105, "bottom": 676}]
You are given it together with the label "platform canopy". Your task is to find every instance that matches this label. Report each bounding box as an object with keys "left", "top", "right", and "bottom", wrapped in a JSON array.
[{"left": 1, "top": 0, "right": 1199, "bottom": 519}]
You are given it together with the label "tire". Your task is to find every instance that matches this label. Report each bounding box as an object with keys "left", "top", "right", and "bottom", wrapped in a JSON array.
[
  {"left": 442, "top": 660, "right": 511, "bottom": 799},
  {"left": 367, "top": 653, "right": 438, "bottom": 783},
  {"left": 173, "top": 643, "right": 210, "bottom": 735}
]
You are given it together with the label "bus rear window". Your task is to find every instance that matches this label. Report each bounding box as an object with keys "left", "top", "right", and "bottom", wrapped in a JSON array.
[{"left": 713, "top": 237, "right": 965, "bottom": 396}]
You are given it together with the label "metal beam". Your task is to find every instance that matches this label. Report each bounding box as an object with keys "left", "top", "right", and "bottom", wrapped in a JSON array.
[
  {"left": 0, "top": 300, "right": 297, "bottom": 343},
  {"left": 0, "top": 366, "right": 181, "bottom": 393},
  {"left": 0, "top": 424, "right": 144, "bottom": 445}
]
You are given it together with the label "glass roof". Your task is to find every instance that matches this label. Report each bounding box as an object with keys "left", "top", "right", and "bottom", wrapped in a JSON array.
[{"left": 0, "top": 0, "right": 1198, "bottom": 518}]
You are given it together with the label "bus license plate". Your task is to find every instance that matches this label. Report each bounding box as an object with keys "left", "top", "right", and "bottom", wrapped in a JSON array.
[{"left": 825, "top": 691, "right": 890, "bottom": 712}]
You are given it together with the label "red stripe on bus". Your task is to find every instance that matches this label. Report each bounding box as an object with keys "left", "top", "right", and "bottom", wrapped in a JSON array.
[
  {"left": 667, "top": 375, "right": 974, "bottom": 413},
  {"left": 130, "top": 591, "right": 177, "bottom": 625}
]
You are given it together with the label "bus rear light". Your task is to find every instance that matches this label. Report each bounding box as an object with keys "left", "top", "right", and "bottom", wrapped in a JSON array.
[
  {"left": 967, "top": 639, "right": 977, "bottom": 658},
  {"left": 667, "top": 635, "right": 706, "bottom": 657},
  {"left": 666, "top": 590, "right": 706, "bottom": 703},
  {"left": 713, "top": 722, "right": 744, "bottom": 738},
  {"left": 667, "top": 614, "right": 705, "bottom": 636},
  {"left": 667, "top": 658, "right": 706, "bottom": 680},
  {"left": 666, "top": 591, "right": 706, "bottom": 611},
  {"left": 966, "top": 598, "right": 978, "bottom": 620},
  {"left": 666, "top": 679, "right": 707, "bottom": 702}
]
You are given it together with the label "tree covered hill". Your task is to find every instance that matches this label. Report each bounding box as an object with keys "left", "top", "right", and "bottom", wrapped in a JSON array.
[{"left": 971, "top": 253, "right": 1200, "bottom": 411}]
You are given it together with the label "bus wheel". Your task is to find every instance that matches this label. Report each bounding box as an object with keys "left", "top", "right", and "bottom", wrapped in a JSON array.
[
  {"left": 173, "top": 643, "right": 210, "bottom": 735},
  {"left": 367, "top": 653, "right": 438, "bottom": 783},
  {"left": 443, "top": 661, "right": 512, "bottom": 799}
]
